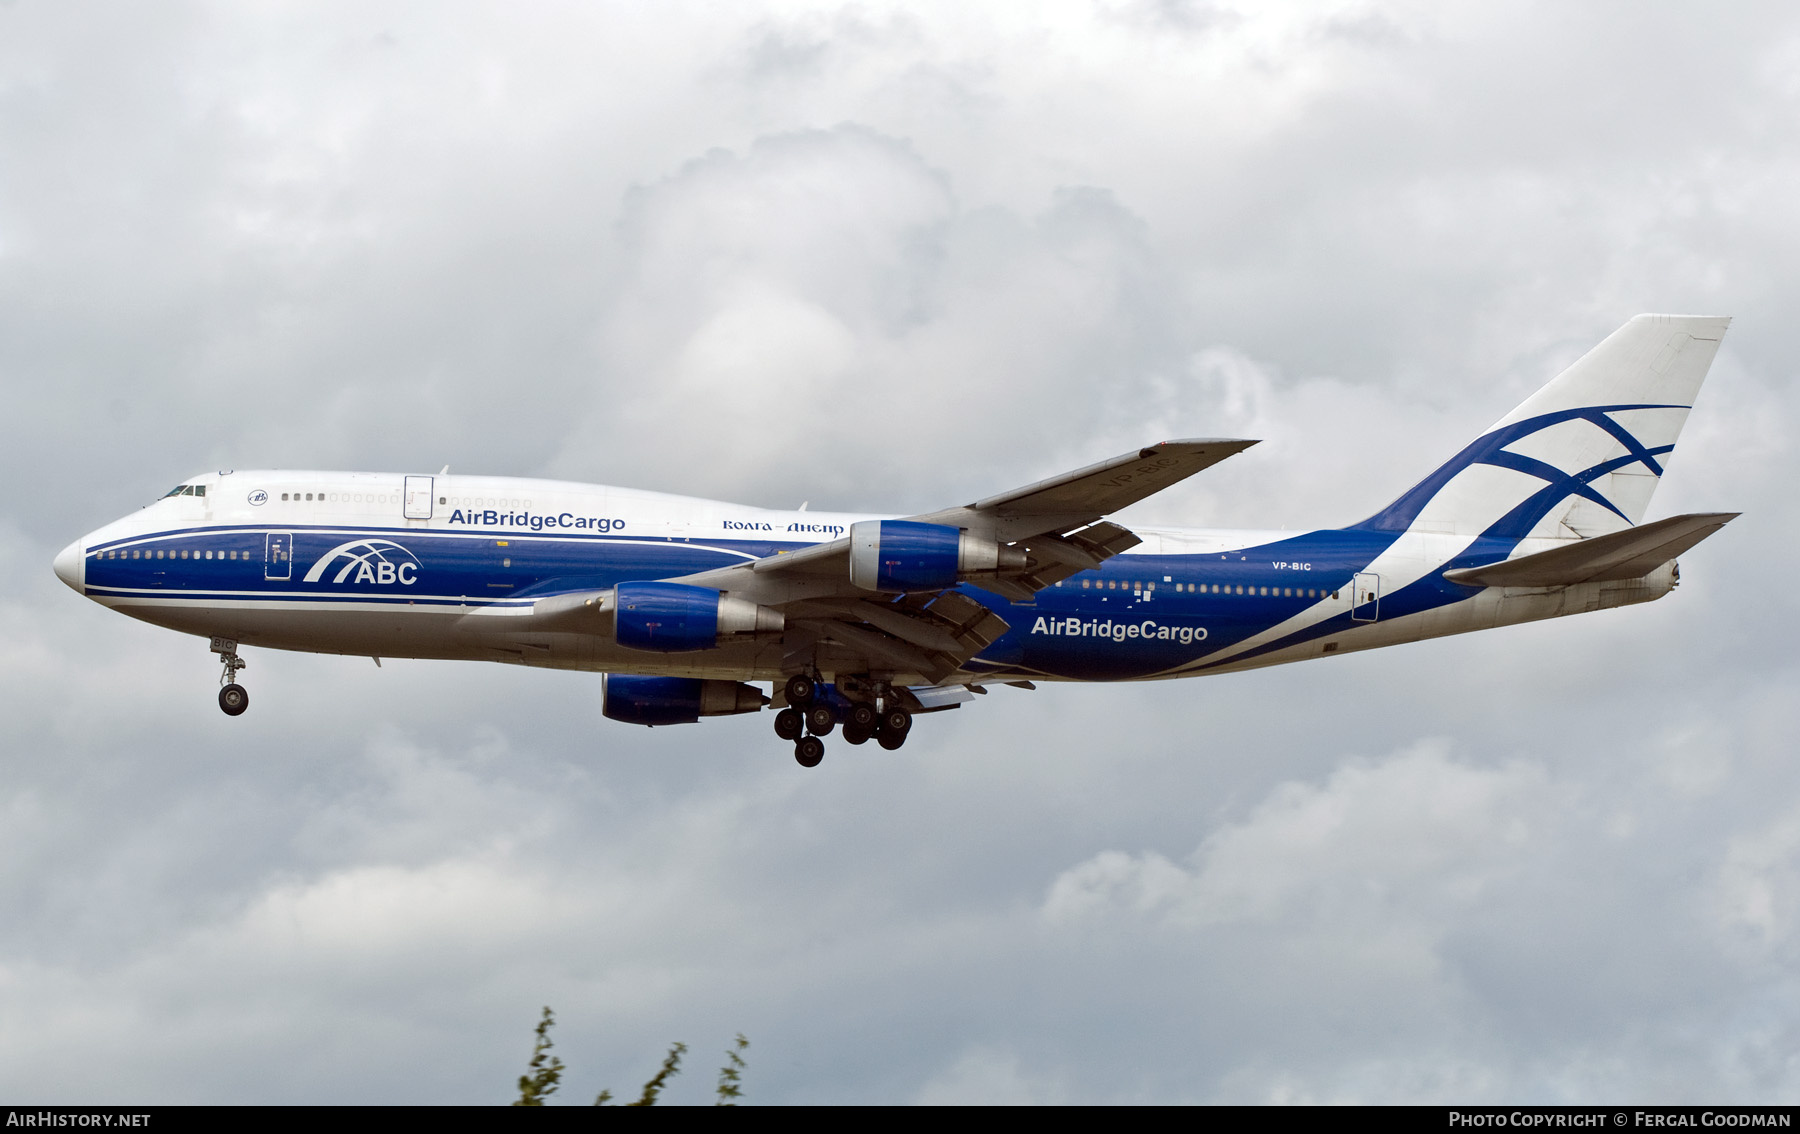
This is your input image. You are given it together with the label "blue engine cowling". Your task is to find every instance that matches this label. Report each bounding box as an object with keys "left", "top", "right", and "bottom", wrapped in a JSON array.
[
  {"left": 602, "top": 675, "right": 767, "bottom": 726},
  {"left": 847, "top": 520, "right": 1025, "bottom": 592},
  {"left": 613, "top": 580, "right": 782, "bottom": 652}
]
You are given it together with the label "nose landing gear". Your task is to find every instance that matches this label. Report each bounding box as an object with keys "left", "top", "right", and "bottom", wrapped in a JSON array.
[
  {"left": 211, "top": 636, "right": 249, "bottom": 716},
  {"left": 219, "top": 683, "right": 249, "bottom": 716}
]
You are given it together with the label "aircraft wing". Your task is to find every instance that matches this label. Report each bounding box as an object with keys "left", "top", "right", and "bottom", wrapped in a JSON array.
[
  {"left": 909, "top": 437, "right": 1260, "bottom": 542},
  {"left": 664, "top": 438, "right": 1257, "bottom": 683},
  {"left": 1443, "top": 512, "right": 1739, "bottom": 588}
]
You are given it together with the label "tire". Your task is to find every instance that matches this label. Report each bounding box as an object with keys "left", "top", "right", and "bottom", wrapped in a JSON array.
[
  {"left": 783, "top": 674, "right": 816, "bottom": 706},
  {"left": 877, "top": 729, "right": 906, "bottom": 751},
  {"left": 805, "top": 704, "right": 836, "bottom": 736},
  {"left": 847, "top": 703, "right": 877, "bottom": 730},
  {"left": 842, "top": 724, "right": 871, "bottom": 745},
  {"left": 795, "top": 736, "right": 824, "bottom": 768},
  {"left": 218, "top": 684, "right": 249, "bottom": 716},
  {"left": 881, "top": 707, "right": 912, "bottom": 735},
  {"left": 773, "top": 707, "right": 803, "bottom": 741}
]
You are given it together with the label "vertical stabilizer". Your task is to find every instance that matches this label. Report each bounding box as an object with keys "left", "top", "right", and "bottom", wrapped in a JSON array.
[{"left": 1359, "top": 314, "right": 1729, "bottom": 541}]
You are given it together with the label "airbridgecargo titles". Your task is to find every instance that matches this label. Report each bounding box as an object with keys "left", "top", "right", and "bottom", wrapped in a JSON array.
[
  {"left": 54, "top": 315, "right": 1739, "bottom": 769},
  {"left": 1031, "top": 616, "right": 1208, "bottom": 645},
  {"left": 448, "top": 508, "right": 624, "bottom": 532}
]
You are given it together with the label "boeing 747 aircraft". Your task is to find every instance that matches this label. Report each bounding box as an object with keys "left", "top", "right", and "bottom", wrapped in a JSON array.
[{"left": 54, "top": 315, "right": 1737, "bottom": 767}]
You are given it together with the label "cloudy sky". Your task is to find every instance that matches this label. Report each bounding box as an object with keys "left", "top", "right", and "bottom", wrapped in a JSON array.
[{"left": 4, "top": 0, "right": 1799, "bottom": 1104}]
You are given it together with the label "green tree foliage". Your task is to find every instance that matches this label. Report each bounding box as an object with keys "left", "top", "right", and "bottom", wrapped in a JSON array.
[
  {"left": 512, "top": 1006, "right": 564, "bottom": 1106},
  {"left": 715, "top": 1034, "right": 749, "bottom": 1106},
  {"left": 512, "top": 1008, "right": 748, "bottom": 1106},
  {"left": 622, "top": 1041, "right": 685, "bottom": 1106}
]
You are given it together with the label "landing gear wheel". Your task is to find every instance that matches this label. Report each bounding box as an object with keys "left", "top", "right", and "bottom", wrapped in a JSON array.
[
  {"left": 212, "top": 640, "right": 249, "bottom": 716},
  {"left": 877, "top": 729, "right": 906, "bottom": 751},
  {"left": 881, "top": 707, "right": 912, "bottom": 735},
  {"left": 805, "top": 704, "right": 836, "bottom": 736},
  {"left": 219, "top": 683, "right": 249, "bottom": 716},
  {"left": 784, "top": 674, "right": 816, "bottom": 707},
  {"left": 773, "top": 708, "right": 803, "bottom": 741},
  {"left": 794, "top": 736, "right": 825, "bottom": 768},
  {"left": 847, "top": 703, "right": 878, "bottom": 731},
  {"left": 843, "top": 724, "right": 872, "bottom": 745}
]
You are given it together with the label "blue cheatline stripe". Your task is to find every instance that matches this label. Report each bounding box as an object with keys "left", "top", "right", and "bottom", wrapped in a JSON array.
[
  {"left": 84, "top": 588, "right": 528, "bottom": 609},
  {"left": 91, "top": 523, "right": 783, "bottom": 554}
]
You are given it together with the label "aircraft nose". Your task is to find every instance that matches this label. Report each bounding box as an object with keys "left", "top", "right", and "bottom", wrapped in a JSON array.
[{"left": 53, "top": 539, "right": 85, "bottom": 593}]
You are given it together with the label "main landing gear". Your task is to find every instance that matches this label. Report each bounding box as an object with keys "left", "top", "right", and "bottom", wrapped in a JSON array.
[
  {"left": 776, "top": 673, "right": 912, "bottom": 768},
  {"left": 211, "top": 636, "right": 249, "bottom": 717}
]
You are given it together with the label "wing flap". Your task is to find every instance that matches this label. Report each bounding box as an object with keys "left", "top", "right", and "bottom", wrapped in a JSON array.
[
  {"left": 1443, "top": 512, "right": 1738, "bottom": 588},
  {"left": 968, "top": 521, "right": 1145, "bottom": 601},
  {"left": 789, "top": 590, "right": 1011, "bottom": 683}
]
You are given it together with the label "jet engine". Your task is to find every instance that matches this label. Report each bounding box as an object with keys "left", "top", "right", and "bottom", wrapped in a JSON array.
[
  {"left": 602, "top": 675, "right": 767, "bottom": 726},
  {"left": 847, "top": 520, "right": 1027, "bottom": 592},
  {"left": 612, "top": 580, "right": 783, "bottom": 652}
]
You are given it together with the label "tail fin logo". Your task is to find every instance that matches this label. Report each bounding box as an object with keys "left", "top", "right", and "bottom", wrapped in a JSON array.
[
  {"left": 1364, "top": 403, "right": 1685, "bottom": 539},
  {"left": 303, "top": 539, "right": 421, "bottom": 586}
]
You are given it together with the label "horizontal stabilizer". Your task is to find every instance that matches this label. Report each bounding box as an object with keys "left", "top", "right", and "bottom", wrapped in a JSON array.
[{"left": 1443, "top": 512, "right": 1738, "bottom": 588}]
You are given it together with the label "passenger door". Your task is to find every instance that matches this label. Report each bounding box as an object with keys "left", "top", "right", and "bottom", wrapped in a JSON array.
[
  {"left": 1351, "top": 572, "right": 1380, "bottom": 622},
  {"left": 265, "top": 532, "right": 293, "bottom": 581},
  {"left": 404, "top": 476, "right": 434, "bottom": 521}
]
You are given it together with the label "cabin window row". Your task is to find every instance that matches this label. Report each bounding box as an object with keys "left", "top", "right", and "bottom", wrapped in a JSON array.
[
  {"left": 1062, "top": 578, "right": 1339, "bottom": 600},
  {"left": 97, "top": 548, "right": 249, "bottom": 560},
  {"left": 280, "top": 492, "right": 394, "bottom": 503},
  {"left": 273, "top": 492, "right": 537, "bottom": 507}
]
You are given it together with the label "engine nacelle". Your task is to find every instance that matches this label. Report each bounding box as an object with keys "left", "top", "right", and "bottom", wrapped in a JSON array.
[
  {"left": 847, "top": 520, "right": 1027, "bottom": 592},
  {"left": 602, "top": 675, "right": 767, "bottom": 726},
  {"left": 613, "top": 580, "right": 783, "bottom": 652}
]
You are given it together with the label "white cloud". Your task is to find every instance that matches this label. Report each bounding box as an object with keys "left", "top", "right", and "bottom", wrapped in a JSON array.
[
  {"left": 1717, "top": 807, "right": 1800, "bottom": 964},
  {"left": 914, "top": 1044, "right": 1066, "bottom": 1105},
  {"left": 1044, "top": 741, "right": 1548, "bottom": 930},
  {"left": 4, "top": 0, "right": 1800, "bottom": 1105}
]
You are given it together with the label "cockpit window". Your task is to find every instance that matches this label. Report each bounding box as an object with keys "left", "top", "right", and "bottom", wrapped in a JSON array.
[{"left": 163, "top": 486, "right": 189, "bottom": 498}]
